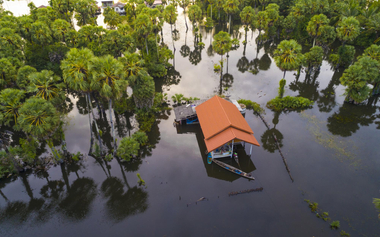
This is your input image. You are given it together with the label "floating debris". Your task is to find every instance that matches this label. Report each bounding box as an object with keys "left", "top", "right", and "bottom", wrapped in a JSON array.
[
  {"left": 187, "top": 197, "right": 208, "bottom": 206},
  {"left": 228, "top": 187, "right": 264, "bottom": 196}
]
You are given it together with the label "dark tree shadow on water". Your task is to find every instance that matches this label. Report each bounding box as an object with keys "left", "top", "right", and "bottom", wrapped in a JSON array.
[
  {"left": 327, "top": 103, "right": 377, "bottom": 137},
  {"left": 101, "top": 177, "right": 148, "bottom": 222}
]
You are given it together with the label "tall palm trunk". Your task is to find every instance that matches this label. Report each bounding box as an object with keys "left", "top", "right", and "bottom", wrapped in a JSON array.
[
  {"left": 283, "top": 70, "right": 286, "bottom": 79},
  {"left": 184, "top": 10, "right": 188, "bottom": 31},
  {"left": 86, "top": 93, "right": 94, "bottom": 155},
  {"left": 109, "top": 99, "right": 116, "bottom": 154},
  {"left": 145, "top": 38, "right": 149, "bottom": 55},
  {"left": 228, "top": 14, "right": 231, "bottom": 34},
  {"left": 87, "top": 92, "right": 103, "bottom": 156}
]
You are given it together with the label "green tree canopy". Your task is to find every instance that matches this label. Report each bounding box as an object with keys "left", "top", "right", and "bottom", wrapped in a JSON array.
[
  {"left": 336, "top": 16, "right": 360, "bottom": 44},
  {"left": 61, "top": 48, "right": 94, "bottom": 93},
  {"left": 17, "top": 97, "right": 60, "bottom": 139},
  {"left": 274, "top": 39, "right": 303, "bottom": 78},
  {"left": 0, "top": 88, "right": 25, "bottom": 126},
  {"left": 212, "top": 31, "right": 232, "bottom": 58},
  {"left": 74, "top": 0, "right": 98, "bottom": 26}
]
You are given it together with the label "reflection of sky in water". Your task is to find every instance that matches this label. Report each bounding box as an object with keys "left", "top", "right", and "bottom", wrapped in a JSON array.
[{"left": 0, "top": 5, "right": 380, "bottom": 237}]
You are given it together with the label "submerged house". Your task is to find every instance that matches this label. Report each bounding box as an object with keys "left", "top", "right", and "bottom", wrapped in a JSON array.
[{"left": 195, "top": 96, "right": 260, "bottom": 159}]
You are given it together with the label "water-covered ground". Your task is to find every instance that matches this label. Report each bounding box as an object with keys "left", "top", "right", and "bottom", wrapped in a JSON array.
[{"left": 1, "top": 7, "right": 380, "bottom": 237}]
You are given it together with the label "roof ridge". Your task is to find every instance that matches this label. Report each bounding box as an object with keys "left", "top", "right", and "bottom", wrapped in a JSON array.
[{"left": 217, "top": 96, "right": 232, "bottom": 126}]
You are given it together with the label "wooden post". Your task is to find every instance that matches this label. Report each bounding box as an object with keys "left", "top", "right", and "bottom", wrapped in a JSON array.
[
  {"left": 250, "top": 144, "right": 252, "bottom": 155},
  {"left": 231, "top": 140, "right": 234, "bottom": 158}
]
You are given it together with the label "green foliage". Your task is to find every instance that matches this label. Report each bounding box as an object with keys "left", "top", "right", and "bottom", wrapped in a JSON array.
[
  {"left": 171, "top": 93, "right": 184, "bottom": 104},
  {"left": 274, "top": 39, "right": 303, "bottom": 73},
  {"left": 214, "top": 63, "right": 221, "bottom": 73},
  {"left": 0, "top": 88, "right": 25, "bottom": 126},
  {"left": 337, "top": 17, "right": 360, "bottom": 43},
  {"left": 303, "top": 46, "right": 324, "bottom": 73},
  {"left": 212, "top": 31, "right": 232, "bottom": 57},
  {"left": 137, "top": 173, "right": 146, "bottom": 186},
  {"left": 373, "top": 198, "right": 380, "bottom": 219},
  {"left": 117, "top": 136, "right": 140, "bottom": 161},
  {"left": 71, "top": 152, "right": 82, "bottom": 161},
  {"left": 132, "top": 70, "right": 155, "bottom": 109},
  {"left": 28, "top": 70, "right": 64, "bottom": 101},
  {"left": 19, "top": 137, "right": 39, "bottom": 163},
  {"left": 278, "top": 79, "right": 286, "bottom": 98},
  {"left": 330, "top": 220, "right": 340, "bottom": 229},
  {"left": 61, "top": 48, "right": 94, "bottom": 93},
  {"left": 16, "top": 65, "right": 37, "bottom": 89},
  {"left": 117, "top": 130, "right": 148, "bottom": 161},
  {"left": 103, "top": 7, "right": 122, "bottom": 29},
  {"left": 0, "top": 150, "right": 16, "bottom": 179},
  {"left": 133, "top": 131, "right": 148, "bottom": 146},
  {"left": 188, "top": 4, "right": 202, "bottom": 25},
  {"left": 74, "top": 0, "right": 98, "bottom": 26},
  {"left": 340, "top": 230, "right": 350, "bottom": 236},
  {"left": 237, "top": 99, "right": 264, "bottom": 114},
  {"left": 136, "top": 109, "right": 155, "bottom": 132},
  {"left": 267, "top": 96, "right": 313, "bottom": 111},
  {"left": 105, "top": 153, "right": 113, "bottom": 162},
  {"left": 163, "top": 4, "right": 177, "bottom": 25},
  {"left": 17, "top": 97, "right": 60, "bottom": 138},
  {"left": 340, "top": 55, "right": 379, "bottom": 103}
]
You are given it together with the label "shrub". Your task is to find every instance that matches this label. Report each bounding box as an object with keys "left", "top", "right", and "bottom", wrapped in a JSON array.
[
  {"left": 330, "top": 220, "right": 340, "bottom": 229},
  {"left": 237, "top": 99, "right": 264, "bottom": 114},
  {"left": 117, "top": 136, "right": 140, "bottom": 161},
  {"left": 266, "top": 96, "right": 313, "bottom": 111}
]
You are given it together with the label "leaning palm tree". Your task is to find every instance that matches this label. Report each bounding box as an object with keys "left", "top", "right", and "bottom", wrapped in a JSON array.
[
  {"left": 273, "top": 39, "right": 303, "bottom": 79},
  {"left": 61, "top": 48, "right": 103, "bottom": 155},
  {"left": 90, "top": 55, "right": 128, "bottom": 153}
]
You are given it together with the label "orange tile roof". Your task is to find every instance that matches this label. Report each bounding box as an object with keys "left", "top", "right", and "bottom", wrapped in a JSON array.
[{"left": 195, "top": 95, "right": 260, "bottom": 152}]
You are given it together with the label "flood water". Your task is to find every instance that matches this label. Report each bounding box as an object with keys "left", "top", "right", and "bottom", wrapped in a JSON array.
[{"left": 1, "top": 9, "right": 380, "bottom": 237}]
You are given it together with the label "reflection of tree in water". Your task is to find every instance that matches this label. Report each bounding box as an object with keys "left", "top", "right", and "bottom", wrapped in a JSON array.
[
  {"left": 189, "top": 48, "right": 202, "bottom": 65},
  {"left": 289, "top": 74, "right": 320, "bottom": 102},
  {"left": 101, "top": 177, "right": 148, "bottom": 222},
  {"left": 327, "top": 103, "right": 377, "bottom": 137},
  {"left": 180, "top": 45, "right": 190, "bottom": 57},
  {"left": 261, "top": 128, "right": 284, "bottom": 153},
  {"left": 260, "top": 112, "right": 284, "bottom": 153},
  {"left": 237, "top": 56, "right": 249, "bottom": 73},
  {"left": 180, "top": 31, "right": 190, "bottom": 58},
  {"left": 258, "top": 54, "right": 271, "bottom": 71},
  {"left": 0, "top": 173, "right": 45, "bottom": 223},
  {"left": 248, "top": 53, "right": 271, "bottom": 75},
  {"left": 207, "top": 44, "right": 214, "bottom": 57},
  {"left": 317, "top": 70, "right": 343, "bottom": 113},
  {"left": 58, "top": 177, "right": 97, "bottom": 220},
  {"left": 155, "top": 66, "right": 181, "bottom": 93}
]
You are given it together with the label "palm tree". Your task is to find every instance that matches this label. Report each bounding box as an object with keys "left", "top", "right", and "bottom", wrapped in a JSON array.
[
  {"left": 163, "top": 4, "right": 178, "bottom": 52},
  {"left": 118, "top": 52, "right": 144, "bottom": 85},
  {"left": 27, "top": 70, "right": 64, "bottom": 101},
  {"left": 273, "top": 39, "right": 303, "bottom": 79},
  {"left": 90, "top": 55, "right": 128, "bottom": 153},
  {"left": 306, "top": 14, "right": 329, "bottom": 47},
  {"left": 17, "top": 97, "right": 61, "bottom": 160},
  {"left": 61, "top": 48, "right": 104, "bottom": 155},
  {"left": 240, "top": 6, "right": 255, "bottom": 44},
  {"left": 0, "top": 88, "right": 25, "bottom": 128},
  {"left": 223, "top": 0, "right": 239, "bottom": 35},
  {"left": 336, "top": 16, "right": 360, "bottom": 68},
  {"left": 213, "top": 31, "right": 232, "bottom": 82},
  {"left": 134, "top": 13, "right": 153, "bottom": 56},
  {"left": 179, "top": 0, "right": 190, "bottom": 31}
]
